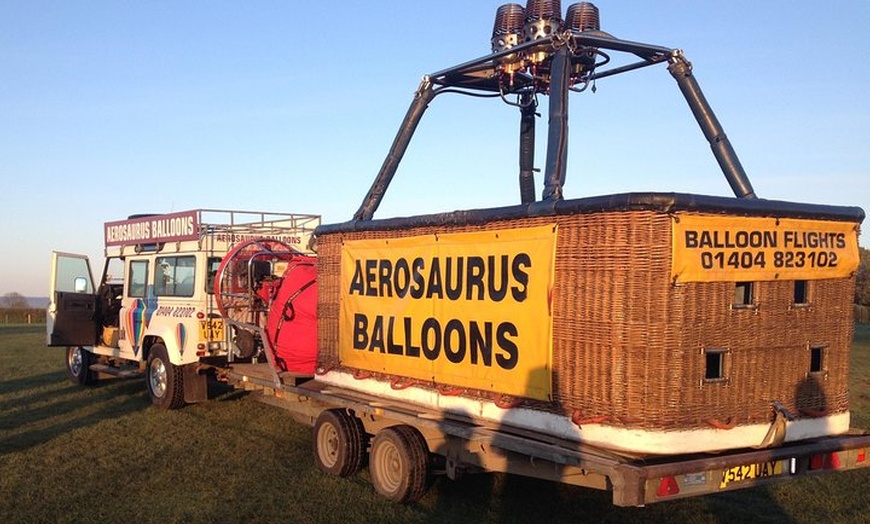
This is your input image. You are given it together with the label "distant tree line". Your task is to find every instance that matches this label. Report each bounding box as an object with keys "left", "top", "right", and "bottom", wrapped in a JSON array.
[{"left": 0, "top": 292, "right": 28, "bottom": 309}]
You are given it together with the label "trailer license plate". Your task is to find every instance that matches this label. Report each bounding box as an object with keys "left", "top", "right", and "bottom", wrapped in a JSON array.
[
  {"left": 199, "top": 319, "right": 224, "bottom": 340},
  {"left": 719, "top": 460, "right": 783, "bottom": 489}
]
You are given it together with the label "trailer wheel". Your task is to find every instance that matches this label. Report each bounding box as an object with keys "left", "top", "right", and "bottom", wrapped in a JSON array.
[
  {"left": 313, "top": 409, "right": 366, "bottom": 477},
  {"left": 369, "top": 425, "right": 430, "bottom": 503},
  {"left": 65, "top": 346, "right": 95, "bottom": 385},
  {"left": 146, "top": 344, "right": 185, "bottom": 410}
]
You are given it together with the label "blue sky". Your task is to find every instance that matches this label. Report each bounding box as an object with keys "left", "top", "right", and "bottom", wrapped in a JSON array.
[{"left": 2, "top": 1, "right": 868, "bottom": 297}]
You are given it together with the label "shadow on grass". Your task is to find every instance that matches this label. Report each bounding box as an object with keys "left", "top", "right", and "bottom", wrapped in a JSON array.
[
  {"left": 421, "top": 469, "right": 799, "bottom": 523},
  {"left": 0, "top": 371, "right": 66, "bottom": 396},
  {"left": 207, "top": 377, "right": 249, "bottom": 402},
  {"left": 0, "top": 377, "right": 148, "bottom": 456},
  {"left": 0, "top": 370, "right": 278, "bottom": 458},
  {"left": 704, "top": 488, "right": 797, "bottom": 524},
  {"left": 0, "top": 380, "right": 78, "bottom": 415}
]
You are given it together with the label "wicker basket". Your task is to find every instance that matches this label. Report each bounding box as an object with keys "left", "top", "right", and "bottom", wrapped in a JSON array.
[{"left": 315, "top": 193, "right": 860, "bottom": 432}]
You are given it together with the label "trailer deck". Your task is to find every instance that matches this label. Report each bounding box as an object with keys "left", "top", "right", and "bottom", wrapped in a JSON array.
[{"left": 223, "top": 362, "right": 870, "bottom": 506}]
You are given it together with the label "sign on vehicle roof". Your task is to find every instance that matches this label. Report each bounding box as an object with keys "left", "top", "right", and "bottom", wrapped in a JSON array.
[{"left": 104, "top": 210, "right": 199, "bottom": 247}]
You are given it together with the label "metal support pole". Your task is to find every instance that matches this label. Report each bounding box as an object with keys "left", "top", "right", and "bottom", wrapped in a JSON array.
[
  {"left": 542, "top": 46, "right": 571, "bottom": 201},
  {"left": 353, "top": 78, "right": 437, "bottom": 221},
  {"left": 668, "top": 54, "right": 757, "bottom": 199},
  {"left": 519, "top": 91, "right": 537, "bottom": 205}
]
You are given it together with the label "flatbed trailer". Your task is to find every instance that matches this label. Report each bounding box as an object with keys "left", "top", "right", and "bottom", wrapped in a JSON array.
[{"left": 221, "top": 361, "right": 870, "bottom": 507}]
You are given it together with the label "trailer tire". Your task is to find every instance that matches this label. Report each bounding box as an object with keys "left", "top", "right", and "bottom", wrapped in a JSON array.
[
  {"left": 146, "top": 344, "right": 185, "bottom": 410},
  {"left": 313, "top": 409, "right": 366, "bottom": 477},
  {"left": 369, "top": 425, "right": 430, "bottom": 503},
  {"left": 65, "top": 346, "right": 95, "bottom": 385}
]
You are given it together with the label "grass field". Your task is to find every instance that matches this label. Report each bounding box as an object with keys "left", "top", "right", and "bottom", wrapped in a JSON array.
[{"left": 2, "top": 324, "right": 869, "bottom": 524}]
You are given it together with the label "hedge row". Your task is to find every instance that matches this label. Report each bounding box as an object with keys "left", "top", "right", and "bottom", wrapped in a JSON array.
[{"left": 0, "top": 308, "right": 46, "bottom": 324}]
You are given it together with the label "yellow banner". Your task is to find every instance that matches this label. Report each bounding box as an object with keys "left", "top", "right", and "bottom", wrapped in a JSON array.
[
  {"left": 339, "top": 225, "right": 557, "bottom": 401},
  {"left": 672, "top": 214, "right": 859, "bottom": 283}
]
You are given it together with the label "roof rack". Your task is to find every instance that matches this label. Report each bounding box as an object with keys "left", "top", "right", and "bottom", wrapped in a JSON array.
[{"left": 104, "top": 209, "right": 321, "bottom": 256}]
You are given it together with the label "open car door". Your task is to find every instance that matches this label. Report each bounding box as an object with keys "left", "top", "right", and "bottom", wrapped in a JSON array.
[{"left": 47, "top": 251, "right": 99, "bottom": 347}]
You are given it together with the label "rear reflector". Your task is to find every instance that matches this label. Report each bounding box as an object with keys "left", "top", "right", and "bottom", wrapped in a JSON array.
[
  {"left": 656, "top": 476, "right": 680, "bottom": 497},
  {"left": 809, "top": 452, "right": 841, "bottom": 470}
]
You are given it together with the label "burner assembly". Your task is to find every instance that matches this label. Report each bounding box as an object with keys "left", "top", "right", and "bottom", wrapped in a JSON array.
[{"left": 491, "top": 1, "right": 603, "bottom": 87}]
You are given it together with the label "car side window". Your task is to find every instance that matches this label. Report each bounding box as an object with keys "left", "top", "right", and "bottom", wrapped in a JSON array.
[
  {"left": 154, "top": 256, "right": 196, "bottom": 297},
  {"left": 128, "top": 260, "right": 149, "bottom": 298}
]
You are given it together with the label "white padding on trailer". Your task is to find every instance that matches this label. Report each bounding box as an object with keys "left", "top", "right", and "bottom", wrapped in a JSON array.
[{"left": 316, "top": 370, "right": 851, "bottom": 455}]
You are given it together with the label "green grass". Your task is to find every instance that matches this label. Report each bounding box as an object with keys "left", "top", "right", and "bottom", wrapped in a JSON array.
[{"left": 2, "top": 324, "right": 869, "bottom": 523}]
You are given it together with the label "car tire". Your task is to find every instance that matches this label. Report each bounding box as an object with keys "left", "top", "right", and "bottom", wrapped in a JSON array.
[{"left": 146, "top": 343, "right": 185, "bottom": 409}]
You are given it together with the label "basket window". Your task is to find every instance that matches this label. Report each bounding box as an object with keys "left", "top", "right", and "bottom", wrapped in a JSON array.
[
  {"left": 704, "top": 349, "right": 728, "bottom": 382},
  {"left": 733, "top": 282, "right": 753, "bottom": 307},
  {"left": 810, "top": 345, "right": 825, "bottom": 374},
  {"left": 794, "top": 280, "right": 809, "bottom": 305}
]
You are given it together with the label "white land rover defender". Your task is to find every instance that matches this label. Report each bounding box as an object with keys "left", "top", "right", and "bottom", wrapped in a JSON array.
[{"left": 47, "top": 209, "right": 319, "bottom": 408}]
